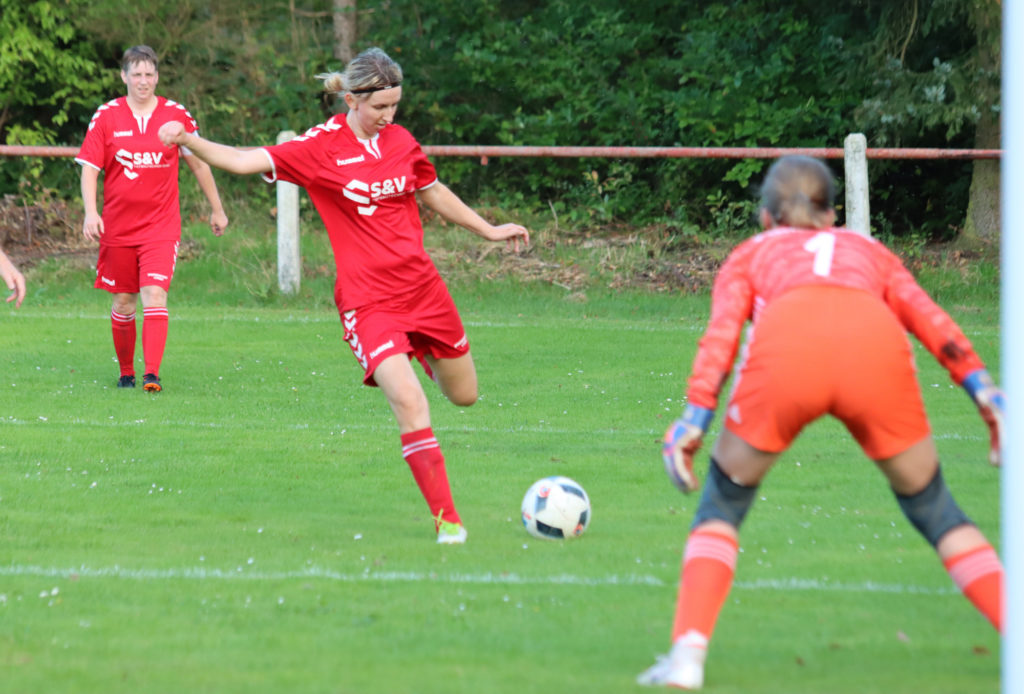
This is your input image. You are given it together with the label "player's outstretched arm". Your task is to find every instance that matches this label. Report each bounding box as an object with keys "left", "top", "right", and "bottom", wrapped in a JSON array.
[
  {"left": 0, "top": 248, "right": 26, "bottom": 308},
  {"left": 416, "top": 182, "right": 529, "bottom": 252},
  {"left": 158, "top": 122, "right": 270, "bottom": 176},
  {"left": 962, "top": 369, "right": 1005, "bottom": 466}
]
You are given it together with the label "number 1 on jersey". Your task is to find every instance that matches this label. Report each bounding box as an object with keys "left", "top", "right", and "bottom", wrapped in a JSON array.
[{"left": 803, "top": 231, "right": 836, "bottom": 277}]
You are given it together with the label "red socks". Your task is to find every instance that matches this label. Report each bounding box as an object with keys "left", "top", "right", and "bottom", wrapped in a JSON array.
[
  {"left": 400, "top": 427, "right": 461, "bottom": 527},
  {"left": 110, "top": 309, "right": 137, "bottom": 376},
  {"left": 142, "top": 306, "right": 169, "bottom": 376},
  {"left": 944, "top": 544, "right": 1003, "bottom": 632},
  {"left": 111, "top": 306, "right": 169, "bottom": 377},
  {"left": 671, "top": 528, "right": 739, "bottom": 642}
]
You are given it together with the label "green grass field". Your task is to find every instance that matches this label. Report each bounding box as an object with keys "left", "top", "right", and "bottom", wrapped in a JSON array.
[{"left": 0, "top": 228, "right": 1002, "bottom": 694}]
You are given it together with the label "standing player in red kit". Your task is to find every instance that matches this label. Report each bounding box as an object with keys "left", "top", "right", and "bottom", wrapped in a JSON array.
[
  {"left": 76, "top": 45, "right": 229, "bottom": 392},
  {"left": 157, "top": 47, "right": 529, "bottom": 544},
  {"left": 638, "top": 156, "right": 1005, "bottom": 689}
]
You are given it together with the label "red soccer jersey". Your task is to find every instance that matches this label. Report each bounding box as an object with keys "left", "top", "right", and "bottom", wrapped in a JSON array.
[
  {"left": 687, "top": 226, "right": 985, "bottom": 409},
  {"left": 75, "top": 96, "right": 198, "bottom": 246},
  {"left": 259, "top": 115, "right": 440, "bottom": 310}
]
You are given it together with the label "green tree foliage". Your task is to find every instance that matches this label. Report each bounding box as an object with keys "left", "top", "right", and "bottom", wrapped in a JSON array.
[
  {"left": 853, "top": 0, "right": 997, "bottom": 145},
  {"left": 0, "top": 0, "right": 112, "bottom": 195},
  {"left": 0, "top": 0, "right": 111, "bottom": 141},
  {"left": 0, "top": 0, "right": 1001, "bottom": 240},
  {"left": 72, "top": 0, "right": 334, "bottom": 143},
  {"left": 361, "top": 1, "right": 878, "bottom": 229},
  {"left": 843, "top": 0, "right": 999, "bottom": 239},
  {"left": 16, "top": 0, "right": 341, "bottom": 206}
]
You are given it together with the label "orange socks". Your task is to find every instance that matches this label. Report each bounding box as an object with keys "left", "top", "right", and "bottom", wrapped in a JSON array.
[
  {"left": 668, "top": 531, "right": 1001, "bottom": 646},
  {"left": 400, "top": 427, "right": 461, "bottom": 527},
  {"left": 671, "top": 528, "right": 739, "bottom": 642},
  {"left": 944, "top": 544, "right": 1003, "bottom": 632}
]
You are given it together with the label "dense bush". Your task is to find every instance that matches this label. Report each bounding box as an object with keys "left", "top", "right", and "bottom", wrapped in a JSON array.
[{"left": 0, "top": 0, "right": 997, "bottom": 239}]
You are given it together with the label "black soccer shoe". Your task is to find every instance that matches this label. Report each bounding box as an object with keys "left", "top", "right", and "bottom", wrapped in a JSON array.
[
  {"left": 117, "top": 375, "right": 136, "bottom": 388},
  {"left": 142, "top": 373, "right": 162, "bottom": 392}
]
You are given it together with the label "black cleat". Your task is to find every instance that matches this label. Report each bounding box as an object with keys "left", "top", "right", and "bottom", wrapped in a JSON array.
[
  {"left": 142, "top": 373, "right": 162, "bottom": 392},
  {"left": 117, "top": 375, "right": 136, "bottom": 388}
]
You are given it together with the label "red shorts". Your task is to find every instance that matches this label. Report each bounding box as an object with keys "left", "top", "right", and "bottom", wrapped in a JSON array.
[
  {"left": 95, "top": 241, "right": 179, "bottom": 293},
  {"left": 724, "top": 285, "right": 930, "bottom": 460},
  {"left": 340, "top": 277, "right": 469, "bottom": 386}
]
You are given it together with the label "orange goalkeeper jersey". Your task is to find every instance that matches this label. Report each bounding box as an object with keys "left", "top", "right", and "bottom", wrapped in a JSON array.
[{"left": 686, "top": 226, "right": 985, "bottom": 410}]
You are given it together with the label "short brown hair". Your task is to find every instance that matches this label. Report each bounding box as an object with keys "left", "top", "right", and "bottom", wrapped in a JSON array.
[{"left": 121, "top": 45, "right": 159, "bottom": 73}]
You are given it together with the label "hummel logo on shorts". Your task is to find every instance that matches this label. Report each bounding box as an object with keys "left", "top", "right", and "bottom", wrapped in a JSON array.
[{"left": 369, "top": 340, "right": 395, "bottom": 360}]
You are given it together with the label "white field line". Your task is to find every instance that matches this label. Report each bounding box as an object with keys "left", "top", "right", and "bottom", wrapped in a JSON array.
[
  {"left": 0, "top": 416, "right": 661, "bottom": 437},
  {"left": 0, "top": 412, "right": 985, "bottom": 441},
  {"left": 0, "top": 416, "right": 988, "bottom": 444},
  {"left": 0, "top": 563, "right": 957, "bottom": 595},
  {"left": 4, "top": 311, "right": 704, "bottom": 332},
  {"left": 4, "top": 310, "right": 999, "bottom": 337}
]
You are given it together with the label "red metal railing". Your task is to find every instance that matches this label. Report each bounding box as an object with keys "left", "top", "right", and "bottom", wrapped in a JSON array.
[{"left": 0, "top": 144, "right": 1003, "bottom": 160}]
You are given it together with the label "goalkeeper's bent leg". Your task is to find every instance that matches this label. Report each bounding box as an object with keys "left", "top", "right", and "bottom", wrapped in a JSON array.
[
  {"left": 894, "top": 466, "right": 1002, "bottom": 632},
  {"left": 942, "top": 537, "right": 1003, "bottom": 632},
  {"left": 671, "top": 458, "right": 758, "bottom": 643},
  {"left": 671, "top": 524, "right": 738, "bottom": 643},
  {"left": 691, "top": 457, "right": 759, "bottom": 529},
  {"left": 893, "top": 465, "right": 971, "bottom": 546}
]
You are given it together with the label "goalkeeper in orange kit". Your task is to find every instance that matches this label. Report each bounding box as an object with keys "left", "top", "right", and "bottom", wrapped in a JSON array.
[{"left": 638, "top": 156, "right": 1004, "bottom": 690}]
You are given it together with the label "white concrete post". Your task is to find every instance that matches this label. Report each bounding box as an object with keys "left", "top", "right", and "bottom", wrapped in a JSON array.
[
  {"left": 844, "top": 133, "right": 870, "bottom": 235},
  {"left": 276, "top": 130, "right": 301, "bottom": 294}
]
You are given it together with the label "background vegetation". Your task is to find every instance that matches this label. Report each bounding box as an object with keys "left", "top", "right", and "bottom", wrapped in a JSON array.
[{"left": 0, "top": 0, "right": 1002, "bottom": 242}]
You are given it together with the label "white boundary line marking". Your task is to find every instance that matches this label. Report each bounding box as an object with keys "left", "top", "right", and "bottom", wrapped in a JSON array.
[
  {"left": 4, "top": 310, "right": 704, "bottom": 331},
  {"left": 0, "top": 415, "right": 987, "bottom": 443},
  {"left": 734, "top": 577, "right": 956, "bottom": 595},
  {"left": 0, "top": 565, "right": 663, "bottom": 586},
  {"left": 4, "top": 310, "right": 997, "bottom": 336},
  {"left": 0, "top": 564, "right": 957, "bottom": 594}
]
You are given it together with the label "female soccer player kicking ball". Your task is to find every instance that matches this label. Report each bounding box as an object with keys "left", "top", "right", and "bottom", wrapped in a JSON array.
[
  {"left": 158, "top": 47, "right": 529, "bottom": 544},
  {"left": 638, "top": 156, "right": 1004, "bottom": 689}
]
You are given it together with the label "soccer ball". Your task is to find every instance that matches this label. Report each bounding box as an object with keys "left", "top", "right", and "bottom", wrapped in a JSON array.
[{"left": 520, "top": 476, "right": 591, "bottom": 540}]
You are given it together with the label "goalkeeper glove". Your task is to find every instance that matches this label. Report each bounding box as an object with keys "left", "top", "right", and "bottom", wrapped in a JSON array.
[
  {"left": 962, "top": 369, "right": 1005, "bottom": 466},
  {"left": 663, "top": 404, "right": 714, "bottom": 493}
]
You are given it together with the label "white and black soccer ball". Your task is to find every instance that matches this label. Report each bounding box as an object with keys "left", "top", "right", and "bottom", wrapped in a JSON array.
[{"left": 520, "top": 476, "right": 591, "bottom": 540}]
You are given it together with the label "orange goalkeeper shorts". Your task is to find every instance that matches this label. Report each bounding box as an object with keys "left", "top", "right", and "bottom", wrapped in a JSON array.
[{"left": 723, "top": 285, "right": 930, "bottom": 460}]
